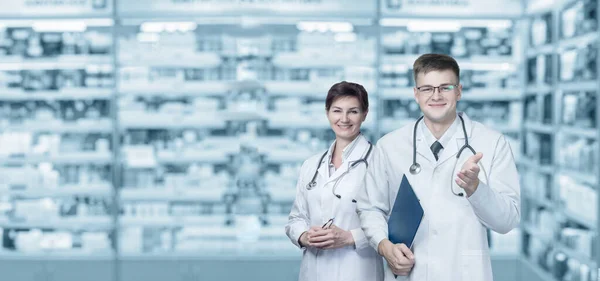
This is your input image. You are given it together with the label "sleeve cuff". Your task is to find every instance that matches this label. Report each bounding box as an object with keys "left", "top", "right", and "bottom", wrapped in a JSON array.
[
  {"left": 467, "top": 180, "right": 492, "bottom": 208},
  {"left": 289, "top": 224, "right": 309, "bottom": 249},
  {"left": 350, "top": 228, "right": 368, "bottom": 250},
  {"left": 369, "top": 232, "right": 388, "bottom": 253}
]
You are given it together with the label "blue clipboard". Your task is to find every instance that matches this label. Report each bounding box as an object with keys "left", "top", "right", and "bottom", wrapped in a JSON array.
[{"left": 388, "top": 175, "right": 424, "bottom": 249}]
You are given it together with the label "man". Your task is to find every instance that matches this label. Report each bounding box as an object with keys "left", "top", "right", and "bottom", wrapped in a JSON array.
[{"left": 356, "top": 53, "right": 520, "bottom": 281}]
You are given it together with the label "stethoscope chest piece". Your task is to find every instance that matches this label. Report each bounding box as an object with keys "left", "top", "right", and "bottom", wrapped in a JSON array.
[{"left": 409, "top": 163, "right": 421, "bottom": 175}]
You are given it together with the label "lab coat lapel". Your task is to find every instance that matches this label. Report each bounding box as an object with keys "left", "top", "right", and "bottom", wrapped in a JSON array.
[
  {"left": 326, "top": 135, "right": 369, "bottom": 185},
  {"left": 316, "top": 151, "right": 329, "bottom": 183},
  {"left": 437, "top": 112, "right": 474, "bottom": 166},
  {"left": 415, "top": 123, "right": 436, "bottom": 165}
]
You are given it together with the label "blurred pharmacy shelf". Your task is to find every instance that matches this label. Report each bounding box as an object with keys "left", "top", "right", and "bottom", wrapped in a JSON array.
[{"left": 519, "top": 0, "right": 600, "bottom": 280}]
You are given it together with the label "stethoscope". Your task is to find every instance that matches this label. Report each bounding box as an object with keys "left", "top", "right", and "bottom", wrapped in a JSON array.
[
  {"left": 306, "top": 142, "right": 373, "bottom": 203},
  {"left": 408, "top": 115, "right": 488, "bottom": 197}
]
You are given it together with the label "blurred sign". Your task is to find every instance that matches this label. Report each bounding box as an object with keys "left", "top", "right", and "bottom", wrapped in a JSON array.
[
  {"left": 0, "top": 0, "right": 112, "bottom": 17},
  {"left": 381, "top": 0, "right": 522, "bottom": 17},
  {"left": 118, "top": 0, "right": 375, "bottom": 17}
]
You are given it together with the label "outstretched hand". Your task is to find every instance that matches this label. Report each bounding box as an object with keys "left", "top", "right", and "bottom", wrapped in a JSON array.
[{"left": 455, "top": 152, "right": 483, "bottom": 197}]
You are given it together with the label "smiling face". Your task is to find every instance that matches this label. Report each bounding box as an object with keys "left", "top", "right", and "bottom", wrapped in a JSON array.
[
  {"left": 326, "top": 96, "right": 368, "bottom": 142},
  {"left": 413, "top": 69, "right": 462, "bottom": 125}
]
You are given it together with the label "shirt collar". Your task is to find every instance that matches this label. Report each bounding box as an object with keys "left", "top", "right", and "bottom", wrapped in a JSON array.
[
  {"left": 421, "top": 114, "right": 460, "bottom": 149},
  {"left": 327, "top": 133, "right": 363, "bottom": 164}
]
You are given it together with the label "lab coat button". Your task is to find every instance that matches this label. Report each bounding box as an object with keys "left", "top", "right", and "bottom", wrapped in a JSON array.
[{"left": 432, "top": 229, "right": 438, "bottom": 236}]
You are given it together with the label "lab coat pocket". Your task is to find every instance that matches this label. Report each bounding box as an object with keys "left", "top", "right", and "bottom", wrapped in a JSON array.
[
  {"left": 461, "top": 250, "right": 492, "bottom": 281},
  {"left": 334, "top": 197, "right": 359, "bottom": 227}
]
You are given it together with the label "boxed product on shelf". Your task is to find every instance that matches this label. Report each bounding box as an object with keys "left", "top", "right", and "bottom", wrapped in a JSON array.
[
  {"left": 1, "top": 228, "right": 112, "bottom": 254},
  {"left": 558, "top": 175, "right": 597, "bottom": 226},
  {"left": 530, "top": 12, "right": 553, "bottom": 46},
  {"left": 527, "top": 54, "right": 553, "bottom": 86},
  {"left": 521, "top": 168, "right": 552, "bottom": 201},
  {"left": 0, "top": 163, "right": 110, "bottom": 190},
  {"left": 562, "top": 91, "right": 596, "bottom": 128},
  {"left": 559, "top": 43, "right": 598, "bottom": 82},
  {"left": 548, "top": 251, "right": 596, "bottom": 280},
  {"left": 559, "top": 227, "right": 594, "bottom": 259},
  {"left": 524, "top": 95, "right": 539, "bottom": 122},
  {"left": 458, "top": 101, "right": 521, "bottom": 129},
  {"left": 381, "top": 27, "right": 513, "bottom": 58},
  {"left": 0, "top": 28, "right": 111, "bottom": 58},
  {"left": 523, "top": 132, "right": 553, "bottom": 165},
  {"left": 558, "top": 136, "right": 597, "bottom": 174},
  {"left": 542, "top": 93, "right": 553, "bottom": 124},
  {"left": 560, "top": 0, "right": 598, "bottom": 39}
]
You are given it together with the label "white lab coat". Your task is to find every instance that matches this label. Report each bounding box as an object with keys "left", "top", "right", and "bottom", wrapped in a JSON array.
[
  {"left": 356, "top": 113, "right": 520, "bottom": 281},
  {"left": 286, "top": 135, "right": 384, "bottom": 281}
]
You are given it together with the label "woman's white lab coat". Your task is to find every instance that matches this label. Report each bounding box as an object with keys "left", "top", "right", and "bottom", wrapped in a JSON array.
[
  {"left": 356, "top": 113, "right": 521, "bottom": 281},
  {"left": 286, "top": 135, "right": 384, "bottom": 281}
]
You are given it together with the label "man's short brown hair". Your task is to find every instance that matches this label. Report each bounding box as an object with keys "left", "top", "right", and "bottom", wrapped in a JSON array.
[{"left": 413, "top": 53, "right": 460, "bottom": 84}]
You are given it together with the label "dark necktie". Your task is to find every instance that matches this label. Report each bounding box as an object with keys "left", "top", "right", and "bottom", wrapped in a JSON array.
[{"left": 430, "top": 141, "right": 443, "bottom": 161}]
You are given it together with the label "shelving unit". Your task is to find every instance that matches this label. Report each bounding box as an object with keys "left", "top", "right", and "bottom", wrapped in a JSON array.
[
  {"left": 520, "top": 0, "right": 599, "bottom": 280},
  {"left": 0, "top": 6, "right": 118, "bottom": 281},
  {"left": 376, "top": 16, "right": 523, "bottom": 147},
  {"left": 113, "top": 2, "right": 380, "bottom": 263}
]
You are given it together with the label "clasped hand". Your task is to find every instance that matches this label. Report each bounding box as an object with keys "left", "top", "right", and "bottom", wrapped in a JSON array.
[
  {"left": 379, "top": 240, "right": 415, "bottom": 276},
  {"left": 300, "top": 225, "right": 353, "bottom": 249}
]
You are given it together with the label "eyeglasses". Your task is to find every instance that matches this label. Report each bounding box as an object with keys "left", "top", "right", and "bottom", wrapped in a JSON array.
[{"left": 416, "top": 84, "right": 458, "bottom": 95}]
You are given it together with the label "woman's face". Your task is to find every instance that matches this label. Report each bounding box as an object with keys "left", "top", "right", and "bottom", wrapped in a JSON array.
[{"left": 326, "top": 96, "right": 368, "bottom": 142}]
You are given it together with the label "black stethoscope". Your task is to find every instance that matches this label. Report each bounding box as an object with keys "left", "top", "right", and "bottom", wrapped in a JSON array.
[
  {"left": 408, "top": 114, "right": 487, "bottom": 197},
  {"left": 306, "top": 142, "right": 373, "bottom": 202}
]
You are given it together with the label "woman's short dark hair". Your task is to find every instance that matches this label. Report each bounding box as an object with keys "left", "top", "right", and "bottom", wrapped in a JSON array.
[
  {"left": 413, "top": 53, "right": 460, "bottom": 83},
  {"left": 325, "top": 81, "right": 369, "bottom": 112}
]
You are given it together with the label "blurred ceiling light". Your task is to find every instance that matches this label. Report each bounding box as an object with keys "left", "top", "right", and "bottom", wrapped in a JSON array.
[
  {"left": 462, "top": 19, "right": 512, "bottom": 29},
  {"left": 164, "top": 23, "right": 179, "bottom": 32},
  {"left": 140, "top": 22, "right": 197, "bottom": 33},
  {"left": 32, "top": 20, "right": 87, "bottom": 32},
  {"left": 407, "top": 20, "right": 461, "bottom": 32},
  {"left": 381, "top": 18, "right": 512, "bottom": 30},
  {"left": 329, "top": 22, "right": 353, "bottom": 32},
  {"left": 296, "top": 21, "right": 353, "bottom": 33},
  {"left": 316, "top": 23, "right": 329, "bottom": 33},
  {"left": 460, "top": 62, "right": 516, "bottom": 71},
  {"left": 140, "top": 22, "right": 163, "bottom": 33}
]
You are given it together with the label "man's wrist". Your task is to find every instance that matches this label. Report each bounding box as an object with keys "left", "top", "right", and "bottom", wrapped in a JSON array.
[
  {"left": 466, "top": 178, "right": 479, "bottom": 197},
  {"left": 377, "top": 239, "right": 391, "bottom": 255}
]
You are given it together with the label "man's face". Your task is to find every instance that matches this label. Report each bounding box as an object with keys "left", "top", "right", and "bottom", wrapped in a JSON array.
[{"left": 413, "top": 69, "right": 461, "bottom": 125}]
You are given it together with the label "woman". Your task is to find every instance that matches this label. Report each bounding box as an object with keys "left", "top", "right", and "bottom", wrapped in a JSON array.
[{"left": 285, "top": 81, "right": 384, "bottom": 281}]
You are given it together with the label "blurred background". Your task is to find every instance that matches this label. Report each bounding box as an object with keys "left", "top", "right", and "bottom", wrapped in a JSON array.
[{"left": 0, "top": 0, "right": 597, "bottom": 280}]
